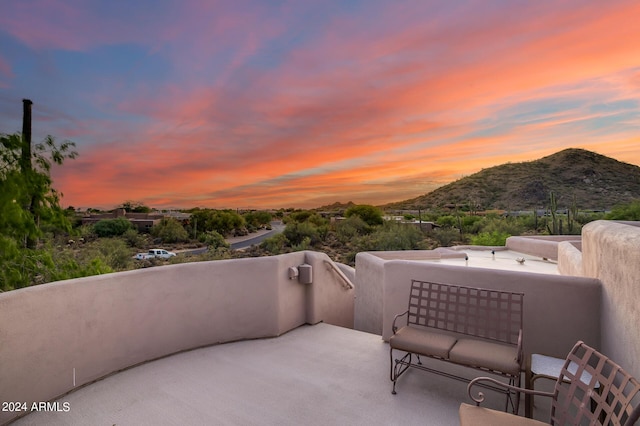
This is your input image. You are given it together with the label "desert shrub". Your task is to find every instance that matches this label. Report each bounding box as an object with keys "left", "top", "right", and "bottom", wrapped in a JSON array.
[
  {"left": 198, "top": 230, "right": 229, "bottom": 249},
  {"left": 151, "top": 218, "right": 189, "bottom": 243},
  {"left": 283, "top": 221, "right": 321, "bottom": 245},
  {"left": 436, "top": 215, "right": 458, "bottom": 228},
  {"left": 243, "top": 211, "right": 272, "bottom": 227},
  {"left": 190, "top": 209, "right": 246, "bottom": 236},
  {"left": 123, "top": 228, "right": 146, "bottom": 248},
  {"left": 48, "top": 251, "right": 113, "bottom": 281},
  {"left": 345, "top": 204, "right": 383, "bottom": 226},
  {"left": 336, "top": 215, "right": 371, "bottom": 243},
  {"left": 355, "top": 222, "right": 425, "bottom": 252},
  {"left": 292, "top": 236, "right": 312, "bottom": 251},
  {"left": 93, "top": 218, "right": 133, "bottom": 237},
  {"left": 606, "top": 200, "right": 640, "bottom": 220},
  {"left": 461, "top": 215, "right": 483, "bottom": 233},
  {"left": 93, "top": 238, "right": 134, "bottom": 270},
  {"left": 470, "top": 231, "right": 510, "bottom": 246},
  {"left": 260, "top": 233, "right": 289, "bottom": 254},
  {"left": 285, "top": 210, "right": 327, "bottom": 227},
  {"left": 479, "top": 217, "right": 524, "bottom": 236},
  {"left": 429, "top": 227, "right": 462, "bottom": 247}
]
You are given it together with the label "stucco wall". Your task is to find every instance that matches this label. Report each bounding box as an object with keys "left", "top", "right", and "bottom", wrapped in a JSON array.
[
  {"left": 353, "top": 253, "right": 386, "bottom": 334},
  {"left": 582, "top": 220, "right": 640, "bottom": 379},
  {"left": 303, "top": 251, "right": 354, "bottom": 328},
  {"left": 0, "top": 251, "right": 352, "bottom": 425},
  {"left": 506, "top": 235, "right": 581, "bottom": 261},
  {"left": 355, "top": 252, "right": 601, "bottom": 359},
  {"left": 557, "top": 241, "right": 583, "bottom": 277}
]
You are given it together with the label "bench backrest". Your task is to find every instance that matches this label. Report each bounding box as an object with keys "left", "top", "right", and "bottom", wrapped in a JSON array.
[
  {"left": 407, "top": 280, "right": 523, "bottom": 346},
  {"left": 551, "top": 341, "right": 640, "bottom": 426}
]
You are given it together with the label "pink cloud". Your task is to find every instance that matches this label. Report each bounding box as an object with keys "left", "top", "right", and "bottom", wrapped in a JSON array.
[{"left": 38, "top": 1, "right": 640, "bottom": 209}]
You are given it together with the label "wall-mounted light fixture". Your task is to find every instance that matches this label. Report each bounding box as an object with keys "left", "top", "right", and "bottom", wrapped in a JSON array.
[{"left": 288, "top": 264, "right": 313, "bottom": 284}]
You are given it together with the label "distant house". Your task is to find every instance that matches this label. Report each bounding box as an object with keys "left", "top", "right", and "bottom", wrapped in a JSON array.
[
  {"left": 81, "top": 209, "right": 172, "bottom": 232},
  {"left": 384, "top": 215, "right": 438, "bottom": 231}
]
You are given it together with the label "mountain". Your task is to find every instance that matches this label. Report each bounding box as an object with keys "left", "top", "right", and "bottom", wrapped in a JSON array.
[
  {"left": 385, "top": 148, "right": 640, "bottom": 211},
  {"left": 314, "top": 201, "right": 356, "bottom": 212}
]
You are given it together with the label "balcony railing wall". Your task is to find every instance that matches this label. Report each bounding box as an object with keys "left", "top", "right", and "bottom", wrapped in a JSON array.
[{"left": 0, "top": 251, "right": 353, "bottom": 425}]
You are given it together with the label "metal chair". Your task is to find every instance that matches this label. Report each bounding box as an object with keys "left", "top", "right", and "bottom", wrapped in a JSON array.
[{"left": 460, "top": 341, "right": 640, "bottom": 425}]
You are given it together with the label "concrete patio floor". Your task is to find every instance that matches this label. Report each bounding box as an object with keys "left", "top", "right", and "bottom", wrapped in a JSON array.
[{"left": 12, "top": 323, "right": 520, "bottom": 426}]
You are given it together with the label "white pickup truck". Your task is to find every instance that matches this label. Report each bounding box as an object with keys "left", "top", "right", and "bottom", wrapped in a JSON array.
[{"left": 135, "top": 249, "right": 176, "bottom": 260}]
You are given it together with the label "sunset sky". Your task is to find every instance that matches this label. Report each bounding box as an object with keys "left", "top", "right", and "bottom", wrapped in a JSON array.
[{"left": 1, "top": 1, "right": 640, "bottom": 210}]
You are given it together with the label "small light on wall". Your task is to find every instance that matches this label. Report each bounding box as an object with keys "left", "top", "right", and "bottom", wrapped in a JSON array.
[{"left": 288, "top": 266, "right": 299, "bottom": 280}]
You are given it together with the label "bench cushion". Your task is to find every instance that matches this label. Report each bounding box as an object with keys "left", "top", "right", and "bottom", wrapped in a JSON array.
[
  {"left": 449, "top": 338, "right": 520, "bottom": 375},
  {"left": 389, "top": 326, "right": 457, "bottom": 359},
  {"left": 459, "top": 403, "right": 547, "bottom": 426}
]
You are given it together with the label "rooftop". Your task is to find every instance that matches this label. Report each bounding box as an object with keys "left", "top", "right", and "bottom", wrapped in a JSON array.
[
  {"left": 12, "top": 323, "right": 513, "bottom": 426},
  {"left": 2, "top": 220, "right": 639, "bottom": 426}
]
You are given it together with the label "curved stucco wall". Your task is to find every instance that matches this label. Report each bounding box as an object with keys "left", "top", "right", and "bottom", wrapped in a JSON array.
[
  {"left": 355, "top": 252, "right": 601, "bottom": 359},
  {"left": 557, "top": 241, "right": 583, "bottom": 276},
  {"left": 582, "top": 220, "right": 640, "bottom": 379},
  {"left": 0, "top": 251, "right": 353, "bottom": 425}
]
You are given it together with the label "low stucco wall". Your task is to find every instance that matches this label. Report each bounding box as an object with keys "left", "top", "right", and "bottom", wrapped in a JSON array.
[
  {"left": 0, "top": 251, "right": 353, "bottom": 425},
  {"left": 355, "top": 252, "right": 601, "bottom": 360},
  {"left": 557, "top": 241, "right": 583, "bottom": 276},
  {"left": 506, "top": 235, "right": 581, "bottom": 261},
  {"left": 582, "top": 220, "right": 640, "bottom": 379}
]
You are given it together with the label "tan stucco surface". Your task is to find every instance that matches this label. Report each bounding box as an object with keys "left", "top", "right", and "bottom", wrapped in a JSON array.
[
  {"left": 0, "top": 251, "right": 353, "bottom": 425},
  {"left": 582, "top": 220, "right": 640, "bottom": 379}
]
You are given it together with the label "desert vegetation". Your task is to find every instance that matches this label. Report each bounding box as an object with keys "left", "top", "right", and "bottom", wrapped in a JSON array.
[{"left": 2, "top": 130, "right": 637, "bottom": 292}]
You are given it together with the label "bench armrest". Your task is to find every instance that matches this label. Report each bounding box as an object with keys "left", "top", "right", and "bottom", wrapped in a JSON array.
[
  {"left": 516, "top": 328, "right": 524, "bottom": 366},
  {"left": 467, "top": 376, "right": 554, "bottom": 406},
  {"left": 392, "top": 310, "right": 409, "bottom": 334}
]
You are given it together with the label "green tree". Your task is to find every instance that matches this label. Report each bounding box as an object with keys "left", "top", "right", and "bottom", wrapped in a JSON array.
[
  {"left": 151, "top": 218, "right": 188, "bottom": 243},
  {"left": 244, "top": 211, "right": 272, "bottom": 228},
  {"left": 1, "top": 133, "right": 77, "bottom": 246},
  {"left": 345, "top": 204, "right": 384, "bottom": 226},
  {"left": 93, "top": 218, "right": 133, "bottom": 237},
  {"left": 119, "top": 200, "right": 152, "bottom": 213},
  {"left": 1, "top": 132, "right": 77, "bottom": 290},
  {"left": 190, "top": 209, "right": 246, "bottom": 237}
]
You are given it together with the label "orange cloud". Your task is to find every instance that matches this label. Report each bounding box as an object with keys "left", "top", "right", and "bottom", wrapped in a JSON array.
[{"left": 11, "top": 1, "right": 638, "bottom": 209}]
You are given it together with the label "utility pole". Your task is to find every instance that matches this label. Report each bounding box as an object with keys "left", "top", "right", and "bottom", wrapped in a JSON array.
[
  {"left": 21, "top": 99, "right": 38, "bottom": 249},
  {"left": 21, "top": 99, "right": 33, "bottom": 174}
]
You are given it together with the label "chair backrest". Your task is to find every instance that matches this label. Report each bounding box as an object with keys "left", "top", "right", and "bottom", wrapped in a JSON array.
[
  {"left": 551, "top": 341, "right": 640, "bottom": 426},
  {"left": 407, "top": 280, "right": 523, "bottom": 346}
]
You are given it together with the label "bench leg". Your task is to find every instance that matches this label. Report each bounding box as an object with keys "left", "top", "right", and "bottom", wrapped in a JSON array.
[
  {"left": 504, "top": 373, "right": 522, "bottom": 414},
  {"left": 390, "top": 349, "right": 412, "bottom": 395}
]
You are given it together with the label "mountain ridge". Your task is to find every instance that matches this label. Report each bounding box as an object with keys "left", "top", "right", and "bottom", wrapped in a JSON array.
[{"left": 383, "top": 148, "right": 640, "bottom": 211}]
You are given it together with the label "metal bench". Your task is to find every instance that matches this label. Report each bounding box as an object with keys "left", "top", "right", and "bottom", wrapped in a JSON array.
[
  {"left": 389, "top": 279, "right": 524, "bottom": 413},
  {"left": 461, "top": 340, "right": 640, "bottom": 425}
]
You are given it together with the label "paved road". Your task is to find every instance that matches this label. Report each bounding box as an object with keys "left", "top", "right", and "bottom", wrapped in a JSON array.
[{"left": 230, "top": 221, "right": 285, "bottom": 250}]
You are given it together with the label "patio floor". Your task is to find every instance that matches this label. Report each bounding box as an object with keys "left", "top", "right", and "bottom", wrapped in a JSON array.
[{"left": 12, "top": 323, "right": 525, "bottom": 425}]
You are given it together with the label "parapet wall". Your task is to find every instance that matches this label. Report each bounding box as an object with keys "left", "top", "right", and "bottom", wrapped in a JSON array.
[
  {"left": 582, "top": 220, "right": 640, "bottom": 379},
  {"left": 506, "top": 235, "right": 581, "bottom": 261},
  {"left": 0, "top": 251, "right": 353, "bottom": 425},
  {"left": 355, "top": 252, "right": 601, "bottom": 359}
]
